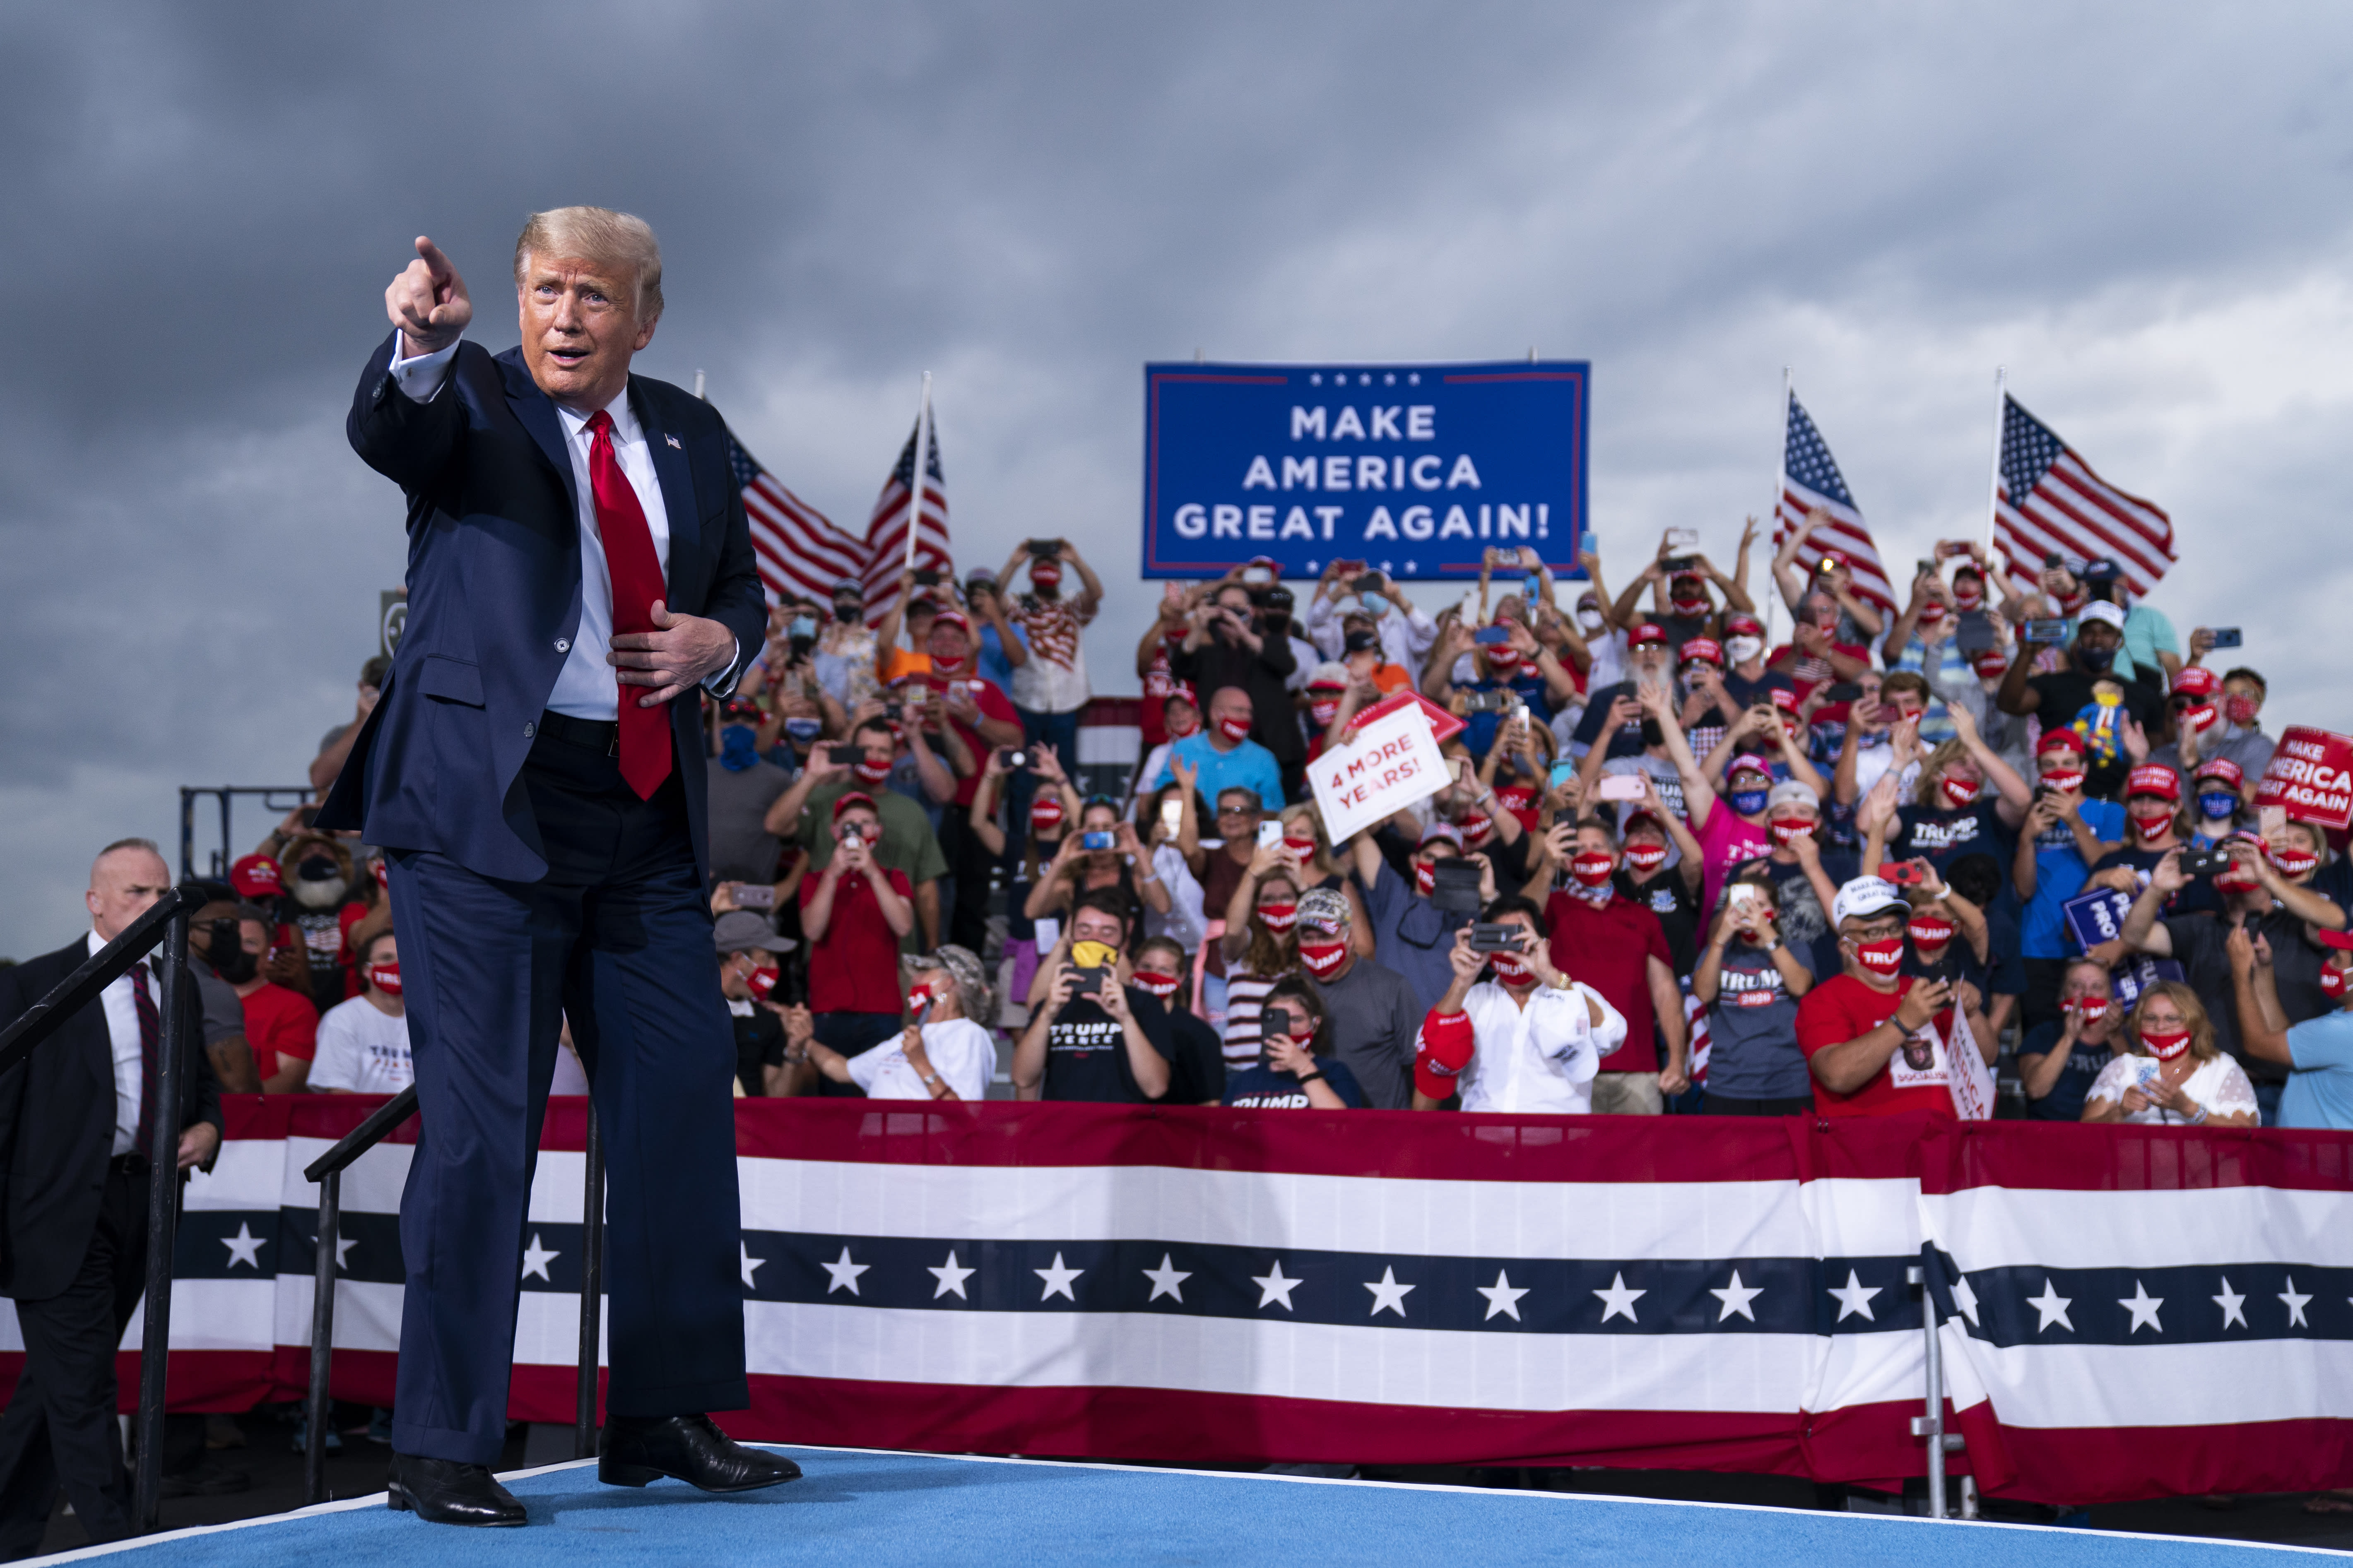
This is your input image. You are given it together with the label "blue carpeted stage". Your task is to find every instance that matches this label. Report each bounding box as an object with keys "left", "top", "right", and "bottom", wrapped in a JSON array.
[{"left": 29, "top": 1448, "right": 2334, "bottom": 1567}]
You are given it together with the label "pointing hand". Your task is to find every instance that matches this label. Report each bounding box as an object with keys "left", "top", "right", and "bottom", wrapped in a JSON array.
[{"left": 386, "top": 236, "right": 473, "bottom": 359}]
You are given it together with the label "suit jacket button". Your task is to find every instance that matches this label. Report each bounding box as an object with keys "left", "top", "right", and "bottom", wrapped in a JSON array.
[
  {"left": 524, "top": 722, "right": 537, "bottom": 739},
  {"left": 555, "top": 639, "right": 570, "bottom": 652}
]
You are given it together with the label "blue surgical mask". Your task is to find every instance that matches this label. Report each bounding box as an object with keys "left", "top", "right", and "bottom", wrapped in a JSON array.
[
  {"left": 1730, "top": 789, "right": 1770, "bottom": 818},
  {"left": 719, "top": 725, "right": 760, "bottom": 772},
  {"left": 2198, "top": 791, "right": 2238, "bottom": 822},
  {"left": 783, "top": 716, "right": 823, "bottom": 745},
  {"left": 2074, "top": 643, "right": 2116, "bottom": 673}
]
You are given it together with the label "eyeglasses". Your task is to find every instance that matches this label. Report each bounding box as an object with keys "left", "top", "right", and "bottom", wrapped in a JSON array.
[{"left": 1216, "top": 806, "right": 1257, "bottom": 819}]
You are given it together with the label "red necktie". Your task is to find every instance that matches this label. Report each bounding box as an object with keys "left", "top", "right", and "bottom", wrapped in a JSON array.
[{"left": 585, "top": 410, "right": 672, "bottom": 798}]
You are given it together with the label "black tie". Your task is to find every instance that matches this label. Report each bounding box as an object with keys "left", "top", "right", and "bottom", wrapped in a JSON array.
[{"left": 130, "top": 962, "right": 159, "bottom": 1157}]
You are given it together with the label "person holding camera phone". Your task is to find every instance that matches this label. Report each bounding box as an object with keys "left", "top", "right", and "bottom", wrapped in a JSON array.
[
  {"left": 2013, "top": 731, "right": 2128, "bottom": 1026},
  {"left": 765, "top": 718, "right": 948, "bottom": 952},
  {"left": 1409, "top": 899, "right": 1625, "bottom": 1113},
  {"left": 2016, "top": 957, "right": 2125, "bottom": 1121},
  {"left": 1693, "top": 866, "right": 1818, "bottom": 1114},
  {"left": 1000, "top": 540, "right": 1099, "bottom": 830},
  {"left": 1024, "top": 796, "right": 1168, "bottom": 934},
  {"left": 1216, "top": 854, "right": 1306, "bottom": 1074},
  {"left": 1011, "top": 891, "right": 1174, "bottom": 1102},
  {"left": 1521, "top": 816, "right": 1687, "bottom": 1111},
  {"left": 1797, "top": 877, "right": 1981, "bottom": 1119},
  {"left": 1173, "top": 582, "right": 1301, "bottom": 793},
  {"left": 1860, "top": 702, "right": 2031, "bottom": 878},
  {"left": 796, "top": 793, "right": 917, "bottom": 1093},
  {"left": 1222, "top": 978, "right": 1364, "bottom": 1110}
]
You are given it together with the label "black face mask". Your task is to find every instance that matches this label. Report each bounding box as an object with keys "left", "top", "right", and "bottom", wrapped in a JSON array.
[
  {"left": 1640, "top": 718, "right": 1665, "bottom": 748},
  {"left": 297, "top": 856, "right": 340, "bottom": 883},
  {"left": 205, "top": 919, "right": 257, "bottom": 984},
  {"left": 2075, "top": 643, "right": 2116, "bottom": 673}
]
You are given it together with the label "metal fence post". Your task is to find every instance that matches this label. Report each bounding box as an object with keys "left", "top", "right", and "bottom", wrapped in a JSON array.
[
  {"left": 574, "top": 1106, "right": 606, "bottom": 1460},
  {"left": 132, "top": 909, "right": 190, "bottom": 1534},
  {"left": 1907, "top": 1262, "right": 1946, "bottom": 1520},
  {"left": 304, "top": 1168, "right": 342, "bottom": 1506}
]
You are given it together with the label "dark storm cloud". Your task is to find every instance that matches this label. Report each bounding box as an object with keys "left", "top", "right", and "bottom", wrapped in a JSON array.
[{"left": 5, "top": 2, "right": 2353, "bottom": 957}]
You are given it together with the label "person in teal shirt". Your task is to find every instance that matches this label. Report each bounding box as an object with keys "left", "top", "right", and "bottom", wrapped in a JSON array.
[{"left": 2230, "top": 924, "right": 2353, "bottom": 1130}]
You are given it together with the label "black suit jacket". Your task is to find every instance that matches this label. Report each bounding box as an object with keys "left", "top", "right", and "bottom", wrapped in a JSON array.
[
  {"left": 318, "top": 334, "right": 769, "bottom": 885},
  {"left": 0, "top": 940, "right": 224, "bottom": 1301}
]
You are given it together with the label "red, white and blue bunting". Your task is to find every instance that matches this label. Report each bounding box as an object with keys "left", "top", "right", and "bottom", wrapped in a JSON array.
[{"left": 3, "top": 1099, "right": 2347, "bottom": 1506}]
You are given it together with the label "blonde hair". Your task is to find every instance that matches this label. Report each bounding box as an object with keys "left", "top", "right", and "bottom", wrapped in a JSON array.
[
  {"left": 1917, "top": 739, "right": 1975, "bottom": 803},
  {"left": 1277, "top": 803, "right": 1341, "bottom": 878},
  {"left": 514, "top": 206, "right": 664, "bottom": 320},
  {"left": 2125, "top": 981, "right": 2219, "bottom": 1063}
]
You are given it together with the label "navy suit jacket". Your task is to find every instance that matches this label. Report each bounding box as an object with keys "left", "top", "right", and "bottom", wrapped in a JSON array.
[{"left": 320, "top": 334, "right": 768, "bottom": 884}]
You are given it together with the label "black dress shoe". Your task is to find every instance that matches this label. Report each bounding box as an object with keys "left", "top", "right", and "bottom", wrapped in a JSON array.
[
  {"left": 598, "top": 1414, "right": 802, "bottom": 1492},
  {"left": 386, "top": 1452, "right": 528, "bottom": 1527}
]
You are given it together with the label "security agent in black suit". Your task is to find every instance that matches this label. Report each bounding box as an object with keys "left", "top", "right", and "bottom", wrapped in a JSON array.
[
  {"left": 320, "top": 216, "right": 797, "bottom": 1527},
  {"left": 0, "top": 840, "right": 223, "bottom": 1558}
]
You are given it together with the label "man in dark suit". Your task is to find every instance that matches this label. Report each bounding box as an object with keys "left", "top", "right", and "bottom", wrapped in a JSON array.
[
  {"left": 0, "top": 839, "right": 223, "bottom": 1558},
  {"left": 318, "top": 209, "right": 796, "bottom": 1526}
]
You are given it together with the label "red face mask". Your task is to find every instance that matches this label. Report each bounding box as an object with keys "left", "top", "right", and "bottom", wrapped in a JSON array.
[
  {"left": 854, "top": 756, "right": 893, "bottom": 784},
  {"left": 1298, "top": 940, "right": 1350, "bottom": 979},
  {"left": 1489, "top": 950, "right": 1535, "bottom": 986},
  {"left": 1623, "top": 842, "right": 1669, "bottom": 874},
  {"left": 1939, "top": 773, "right": 1980, "bottom": 810},
  {"left": 1907, "top": 915, "right": 1954, "bottom": 956},
  {"left": 2178, "top": 701, "right": 2218, "bottom": 735},
  {"left": 1951, "top": 584, "right": 1985, "bottom": 611},
  {"left": 1414, "top": 861, "right": 1439, "bottom": 896},
  {"left": 2140, "top": 1027, "right": 2192, "bottom": 1061},
  {"left": 1852, "top": 936, "right": 1907, "bottom": 978},
  {"left": 2267, "top": 842, "right": 2319, "bottom": 878},
  {"left": 1131, "top": 969, "right": 1181, "bottom": 1002},
  {"left": 904, "top": 982, "right": 938, "bottom": 1019},
  {"left": 1569, "top": 851, "right": 1616, "bottom": 890},
  {"left": 1458, "top": 813, "right": 1495, "bottom": 848},
  {"left": 2064, "top": 994, "right": 2111, "bottom": 1029},
  {"left": 1308, "top": 697, "right": 1341, "bottom": 727},
  {"left": 2214, "top": 863, "right": 2261, "bottom": 895},
  {"left": 746, "top": 964, "right": 780, "bottom": 1002},
  {"left": 2323, "top": 964, "right": 2349, "bottom": 1001},
  {"left": 2038, "top": 766, "right": 2086, "bottom": 794},
  {"left": 1031, "top": 800, "right": 1065, "bottom": 835},
  {"left": 1669, "top": 595, "right": 1711, "bottom": 618},
  {"left": 1257, "top": 902, "right": 1298, "bottom": 933},
  {"left": 1769, "top": 818, "right": 1814, "bottom": 849},
  {"left": 1166, "top": 709, "right": 1200, "bottom": 738},
  {"left": 1283, "top": 835, "right": 1319, "bottom": 861},
  {"left": 929, "top": 647, "right": 967, "bottom": 676},
  {"left": 2130, "top": 812, "right": 2174, "bottom": 845},
  {"left": 1215, "top": 714, "right": 1253, "bottom": 744},
  {"left": 366, "top": 960, "right": 402, "bottom": 996},
  {"left": 2223, "top": 694, "right": 2259, "bottom": 727}
]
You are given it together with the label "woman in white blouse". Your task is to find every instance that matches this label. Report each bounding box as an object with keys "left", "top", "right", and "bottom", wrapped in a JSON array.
[
  {"left": 2082, "top": 981, "right": 2257, "bottom": 1128},
  {"left": 789, "top": 946, "right": 997, "bottom": 1102}
]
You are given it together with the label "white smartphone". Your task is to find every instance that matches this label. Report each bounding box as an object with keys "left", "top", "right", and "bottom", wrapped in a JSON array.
[
  {"left": 1160, "top": 797, "right": 1183, "bottom": 836},
  {"left": 1257, "top": 821, "right": 1286, "bottom": 850},
  {"left": 1595, "top": 774, "right": 1647, "bottom": 803},
  {"left": 1664, "top": 527, "right": 1700, "bottom": 551}
]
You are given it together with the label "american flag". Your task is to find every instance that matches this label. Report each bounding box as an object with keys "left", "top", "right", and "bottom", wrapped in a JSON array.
[
  {"left": 725, "top": 430, "right": 870, "bottom": 608},
  {"left": 1992, "top": 394, "right": 2176, "bottom": 600},
  {"left": 723, "top": 416, "right": 954, "bottom": 627},
  {"left": 860, "top": 418, "right": 953, "bottom": 625},
  {"left": 1772, "top": 392, "right": 1896, "bottom": 614}
]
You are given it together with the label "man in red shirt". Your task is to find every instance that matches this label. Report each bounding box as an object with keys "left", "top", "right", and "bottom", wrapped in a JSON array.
[
  {"left": 226, "top": 904, "right": 320, "bottom": 1092},
  {"left": 797, "top": 794, "right": 918, "bottom": 1095},
  {"left": 1797, "top": 876, "right": 1958, "bottom": 1118},
  {"left": 1531, "top": 817, "right": 1688, "bottom": 1113}
]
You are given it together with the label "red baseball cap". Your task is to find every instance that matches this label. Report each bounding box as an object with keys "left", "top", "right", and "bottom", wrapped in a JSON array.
[
  {"left": 229, "top": 854, "right": 284, "bottom": 899},
  {"left": 1163, "top": 681, "right": 1198, "bottom": 709},
  {"left": 930, "top": 608, "right": 970, "bottom": 634},
  {"left": 1626, "top": 622, "right": 1668, "bottom": 648},
  {"left": 2171, "top": 666, "right": 2219, "bottom": 698},
  {"left": 2038, "top": 728, "right": 2085, "bottom": 755},
  {"left": 1679, "top": 637, "right": 1724, "bottom": 667},
  {"left": 831, "top": 791, "right": 879, "bottom": 820},
  {"left": 1727, "top": 754, "right": 1773, "bottom": 784},
  {"left": 2316, "top": 927, "right": 2353, "bottom": 953},
  {"left": 1723, "top": 614, "right": 1764, "bottom": 640},
  {"left": 2194, "top": 756, "right": 2244, "bottom": 788},
  {"left": 2126, "top": 764, "right": 2181, "bottom": 803}
]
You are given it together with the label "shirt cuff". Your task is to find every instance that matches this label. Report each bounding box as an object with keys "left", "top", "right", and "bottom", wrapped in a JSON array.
[
  {"left": 702, "top": 637, "right": 745, "bottom": 698},
  {"left": 388, "top": 339, "right": 460, "bottom": 403}
]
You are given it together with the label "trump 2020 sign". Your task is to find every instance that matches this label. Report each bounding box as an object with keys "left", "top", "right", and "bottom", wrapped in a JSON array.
[{"left": 1141, "top": 361, "right": 1589, "bottom": 580}]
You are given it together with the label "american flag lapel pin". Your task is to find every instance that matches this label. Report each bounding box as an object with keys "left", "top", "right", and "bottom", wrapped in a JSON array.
[{"left": 666, "top": 434, "right": 683, "bottom": 450}]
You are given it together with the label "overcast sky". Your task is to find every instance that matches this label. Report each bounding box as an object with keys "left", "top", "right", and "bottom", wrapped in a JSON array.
[{"left": 4, "top": 2, "right": 2351, "bottom": 960}]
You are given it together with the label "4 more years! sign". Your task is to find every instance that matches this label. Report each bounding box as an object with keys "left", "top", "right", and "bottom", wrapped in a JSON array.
[{"left": 2255, "top": 726, "right": 2353, "bottom": 839}]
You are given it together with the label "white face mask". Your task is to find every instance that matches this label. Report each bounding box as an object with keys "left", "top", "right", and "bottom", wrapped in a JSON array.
[
  {"left": 1725, "top": 635, "right": 1763, "bottom": 665},
  {"left": 1577, "top": 609, "right": 1604, "bottom": 633}
]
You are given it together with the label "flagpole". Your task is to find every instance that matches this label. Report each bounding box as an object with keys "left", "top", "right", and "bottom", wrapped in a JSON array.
[
  {"left": 905, "top": 371, "right": 933, "bottom": 572},
  {"left": 1766, "top": 367, "right": 1789, "bottom": 649},
  {"left": 1982, "top": 365, "right": 2006, "bottom": 576}
]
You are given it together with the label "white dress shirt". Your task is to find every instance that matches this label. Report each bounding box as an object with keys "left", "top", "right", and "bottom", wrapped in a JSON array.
[
  {"left": 389, "top": 341, "right": 734, "bottom": 721},
  {"left": 89, "top": 930, "right": 151, "bottom": 1157},
  {"left": 1455, "top": 976, "right": 1625, "bottom": 1116}
]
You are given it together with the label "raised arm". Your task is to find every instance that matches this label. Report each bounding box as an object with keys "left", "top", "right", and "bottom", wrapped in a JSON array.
[{"left": 1639, "top": 681, "right": 1717, "bottom": 831}]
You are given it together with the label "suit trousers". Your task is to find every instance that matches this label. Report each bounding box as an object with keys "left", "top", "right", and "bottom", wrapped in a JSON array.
[
  {"left": 383, "top": 726, "right": 747, "bottom": 1465},
  {"left": 0, "top": 1163, "right": 145, "bottom": 1558}
]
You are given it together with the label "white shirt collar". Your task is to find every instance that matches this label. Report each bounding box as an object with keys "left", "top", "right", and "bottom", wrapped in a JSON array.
[{"left": 554, "top": 384, "right": 638, "bottom": 444}]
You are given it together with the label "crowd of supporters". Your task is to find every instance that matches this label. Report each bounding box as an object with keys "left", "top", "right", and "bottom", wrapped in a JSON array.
[{"left": 161, "top": 522, "right": 2352, "bottom": 1132}]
